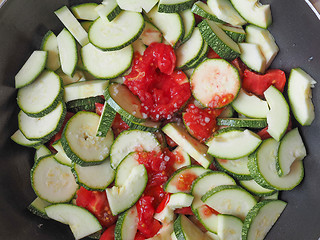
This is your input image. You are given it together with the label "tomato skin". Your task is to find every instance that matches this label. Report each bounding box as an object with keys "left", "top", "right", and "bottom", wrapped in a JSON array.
[
  {"left": 95, "top": 102, "right": 104, "bottom": 116},
  {"left": 155, "top": 193, "right": 171, "bottom": 213},
  {"left": 111, "top": 113, "right": 130, "bottom": 137},
  {"left": 174, "top": 207, "right": 194, "bottom": 215},
  {"left": 207, "top": 48, "right": 221, "bottom": 59},
  {"left": 242, "top": 69, "right": 286, "bottom": 98},
  {"left": 76, "top": 187, "right": 117, "bottom": 228},
  {"left": 100, "top": 225, "right": 115, "bottom": 240}
]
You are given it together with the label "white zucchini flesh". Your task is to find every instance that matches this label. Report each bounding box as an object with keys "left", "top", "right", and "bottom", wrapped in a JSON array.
[
  {"left": 34, "top": 145, "right": 52, "bottom": 161},
  {"left": 217, "top": 214, "right": 243, "bottom": 240},
  {"left": 81, "top": 43, "right": 133, "bottom": 79},
  {"left": 202, "top": 185, "right": 257, "bottom": 221},
  {"left": 242, "top": 200, "right": 287, "bottom": 240},
  {"left": 11, "top": 130, "right": 42, "bottom": 148},
  {"left": 115, "top": 152, "right": 140, "bottom": 187},
  {"left": 71, "top": 3, "right": 99, "bottom": 21},
  {"left": 288, "top": 68, "right": 316, "bottom": 126},
  {"left": 146, "top": 6, "right": 183, "bottom": 47},
  {"left": 54, "top": 6, "right": 89, "bottom": 46},
  {"left": 57, "top": 29, "right": 78, "bottom": 76},
  {"left": 240, "top": 179, "right": 276, "bottom": 196},
  {"left": 52, "top": 141, "right": 72, "bottom": 166},
  {"left": 245, "top": 25, "right": 279, "bottom": 68},
  {"left": 207, "top": 0, "right": 247, "bottom": 26},
  {"left": 64, "top": 80, "right": 109, "bottom": 103},
  {"left": 110, "top": 130, "right": 160, "bottom": 169},
  {"left": 264, "top": 85, "right": 290, "bottom": 142},
  {"left": 45, "top": 204, "right": 102, "bottom": 240},
  {"left": 17, "top": 71, "right": 62, "bottom": 116},
  {"left": 116, "top": 0, "right": 159, "bottom": 13},
  {"left": 106, "top": 164, "right": 148, "bottom": 215},
  {"left": 174, "top": 215, "right": 208, "bottom": 240},
  {"left": 215, "top": 156, "right": 251, "bottom": 179},
  {"left": 231, "top": 88, "right": 269, "bottom": 118},
  {"left": 31, "top": 156, "right": 78, "bottom": 203},
  {"left": 115, "top": 206, "right": 139, "bottom": 240},
  {"left": 230, "top": 0, "right": 272, "bottom": 29},
  {"left": 139, "top": 21, "right": 163, "bottom": 46},
  {"left": 162, "top": 123, "right": 213, "bottom": 169},
  {"left": 179, "top": 9, "right": 195, "bottom": 43},
  {"left": 239, "top": 42, "right": 266, "bottom": 73},
  {"left": 18, "top": 101, "right": 65, "bottom": 141},
  {"left": 41, "top": 31, "right": 60, "bottom": 71},
  {"left": 277, "top": 128, "right": 307, "bottom": 176},
  {"left": 15, "top": 51, "right": 47, "bottom": 89},
  {"left": 88, "top": 11, "right": 144, "bottom": 51},
  {"left": 207, "top": 128, "right": 262, "bottom": 160},
  {"left": 172, "top": 146, "right": 191, "bottom": 170}
]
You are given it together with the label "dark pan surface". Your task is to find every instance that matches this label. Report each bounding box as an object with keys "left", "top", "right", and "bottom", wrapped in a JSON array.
[{"left": 0, "top": 0, "right": 319, "bottom": 239}]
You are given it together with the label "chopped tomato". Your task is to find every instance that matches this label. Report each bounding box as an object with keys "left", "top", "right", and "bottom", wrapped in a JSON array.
[
  {"left": 46, "top": 112, "right": 74, "bottom": 152},
  {"left": 135, "top": 232, "right": 146, "bottom": 240},
  {"left": 201, "top": 205, "right": 220, "bottom": 217},
  {"left": 194, "top": 14, "right": 204, "bottom": 25},
  {"left": 95, "top": 102, "right": 104, "bottom": 116},
  {"left": 124, "top": 43, "right": 191, "bottom": 120},
  {"left": 111, "top": 113, "right": 130, "bottom": 137},
  {"left": 100, "top": 225, "right": 115, "bottom": 240},
  {"left": 76, "top": 187, "right": 117, "bottom": 228},
  {"left": 155, "top": 193, "right": 171, "bottom": 213},
  {"left": 183, "top": 103, "right": 223, "bottom": 142},
  {"left": 136, "top": 196, "right": 162, "bottom": 238},
  {"left": 176, "top": 172, "right": 198, "bottom": 192},
  {"left": 242, "top": 69, "right": 286, "bottom": 98},
  {"left": 207, "top": 48, "right": 221, "bottom": 59},
  {"left": 174, "top": 206, "right": 194, "bottom": 215}
]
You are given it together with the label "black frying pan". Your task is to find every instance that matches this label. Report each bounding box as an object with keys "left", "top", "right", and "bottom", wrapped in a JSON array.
[{"left": 0, "top": 0, "right": 319, "bottom": 239}]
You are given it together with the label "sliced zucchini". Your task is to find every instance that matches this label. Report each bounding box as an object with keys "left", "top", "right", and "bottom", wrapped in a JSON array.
[
  {"left": 105, "top": 83, "right": 147, "bottom": 124},
  {"left": 11, "top": 130, "right": 43, "bottom": 148},
  {"left": 191, "top": 1, "right": 224, "bottom": 23},
  {"left": 230, "top": 0, "right": 272, "bottom": 29},
  {"left": 41, "top": 31, "right": 60, "bottom": 71},
  {"left": 217, "top": 214, "right": 243, "bottom": 240},
  {"left": 61, "top": 111, "right": 114, "bottom": 166},
  {"left": 52, "top": 140, "right": 72, "bottom": 166},
  {"left": 207, "top": 0, "right": 247, "bottom": 26},
  {"left": 231, "top": 89, "right": 269, "bottom": 119},
  {"left": 54, "top": 6, "right": 89, "bottom": 46},
  {"left": 116, "top": 0, "right": 158, "bottom": 13},
  {"left": 81, "top": 43, "right": 133, "bottom": 79},
  {"left": 45, "top": 204, "right": 102, "bottom": 240},
  {"left": 27, "top": 197, "right": 51, "bottom": 219},
  {"left": 89, "top": 11, "right": 144, "bottom": 51},
  {"left": 176, "top": 27, "right": 204, "bottom": 69},
  {"left": 64, "top": 80, "right": 108, "bottom": 103},
  {"left": 31, "top": 155, "right": 78, "bottom": 203},
  {"left": 186, "top": 41, "right": 208, "bottom": 69},
  {"left": 192, "top": 204, "right": 219, "bottom": 234},
  {"left": 15, "top": 51, "right": 47, "bottom": 88},
  {"left": 96, "top": 102, "right": 117, "bottom": 137},
  {"left": 239, "top": 180, "right": 277, "bottom": 197},
  {"left": 114, "top": 206, "right": 138, "bottom": 240},
  {"left": 162, "top": 123, "right": 213, "bottom": 168},
  {"left": 198, "top": 20, "right": 240, "bottom": 60},
  {"left": 114, "top": 152, "right": 140, "bottom": 187},
  {"left": 121, "top": 116, "right": 160, "bottom": 132},
  {"left": 139, "top": 21, "right": 163, "bottom": 45},
  {"left": 72, "top": 159, "right": 115, "bottom": 191},
  {"left": 71, "top": 3, "right": 99, "bottom": 21},
  {"left": 239, "top": 42, "right": 266, "bottom": 73},
  {"left": 66, "top": 96, "right": 104, "bottom": 113},
  {"left": 216, "top": 23, "right": 246, "bottom": 43},
  {"left": 172, "top": 146, "right": 191, "bottom": 170},
  {"left": 217, "top": 118, "right": 267, "bottom": 129},
  {"left": 287, "top": 68, "right": 316, "bottom": 126},
  {"left": 146, "top": 6, "right": 184, "bottom": 47},
  {"left": 242, "top": 200, "right": 287, "bottom": 240},
  {"left": 57, "top": 28, "right": 78, "bottom": 76},
  {"left": 202, "top": 185, "right": 257, "bottom": 221},
  {"left": 18, "top": 101, "right": 66, "bottom": 141},
  {"left": 56, "top": 69, "right": 85, "bottom": 85},
  {"left": 34, "top": 145, "right": 52, "bottom": 161},
  {"left": 218, "top": 105, "right": 234, "bottom": 118},
  {"left": 245, "top": 25, "right": 279, "bottom": 69},
  {"left": 248, "top": 138, "right": 304, "bottom": 191},
  {"left": 174, "top": 214, "right": 207, "bottom": 240},
  {"left": 207, "top": 127, "right": 262, "bottom": 160},
  {"left": 106, "top": 164, "right": 148, "bottom": 215},
  {"left": 17, "top": 70, "right": 63, "bottom": 117},
  {"left": 110, "top": 129, "right": 160, "bottom": 169},
  {"left": 214, "top": 157, "right": 252, "bottom": 181},
  {"left": 277, "top": 128, "right": 306, "bottom": 177},
  {"left": 158, "top": 0, "right": 194, "bottom": 13},
  {"left": 132, "top": 38, "right": 147, "bottom": 55},
  {"left": 264, "top": 85, "right": 290, "bottom": 141},
  {"left": 164, "top": 165, "right": 210, "bottom": 193},
  {"left": 96, "top": 0, "right": 122, "bottom": 22},
  {"left": 179, "top": 9, "right": 196, "bottom": 44}
]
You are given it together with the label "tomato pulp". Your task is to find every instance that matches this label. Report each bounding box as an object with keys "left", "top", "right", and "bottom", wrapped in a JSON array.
[{"left": 124, "top": 43, "right": 191, "bottom": 121}]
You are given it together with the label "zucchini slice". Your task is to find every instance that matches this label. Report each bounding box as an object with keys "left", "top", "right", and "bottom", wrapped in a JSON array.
[
  {"left": 114, "top": 206, "right": 138, "bottom": 240},
  {"left": 214, "top": 157, "right": 252, "bottom": 181},
  {"left": 61, "top": 111, "right": 114, "bottom": 166},
  {"left": 71, "top": 3, "right": 99, "bottom": 21},
  {"left": 217, "top": 118, "right": 267, "bottom": 129},
  {"left": 217, "top": 214, "right": 243, "bottom": 240},
  {"left": 191, "top": 1, "right": 225, "bottom": 23},
  {"left": 179, "top": 9, "right": 196, "bottom": 44},
  {"left": 41, "top": 31, "right": 60, "bottom": 71},
  {"left": 158, "top": 0, "right": 195, "bottom": 13},
  {"left": 11, "top": 130, "right": 43, "bottom": 148},
  {"left": 27, "top": 197, "right": 51, "bottom": 219},
  {"left": 96, "top": 0, "right": 122, "bottom": 22},
  {"left": 174, "top": 215, "right": 207, "bottom": 240}
]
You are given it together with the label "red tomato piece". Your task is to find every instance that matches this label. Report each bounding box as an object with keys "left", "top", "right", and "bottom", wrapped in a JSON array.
[
  {"left": 95, "top": 102, "right": 104, "bottom": 116},
  {"left": 242, "top": 69, "right": 286, "bottom": 98},
  {"left": 135, "top": 232, "right": 146, "bottom": 240},
  {"left": 174, "top": 206, "right": 194, "bottom": 215},
  {"left": 124, "top": 43, "right": 191, "bottom": 120},
  {"left": 76, "top": 187, "right": 117, "bottom": 228},
  {"left": 155, "top": 193, "right": 171, "bottom": 213},
  {"left": 100, "top": 225, "right": 115, "bottom": 240},
  {"left": 183, "top": 104, "right": 223, "bottom": 142},
  {"left": 176, "top": 172, "right": 198, "bottom": 192},
  {"left": 207, "top": 48, "right": 221, "bottom": 59},
  {"left": 111, "top": 113, "right": 130, "bottom": 138}
]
